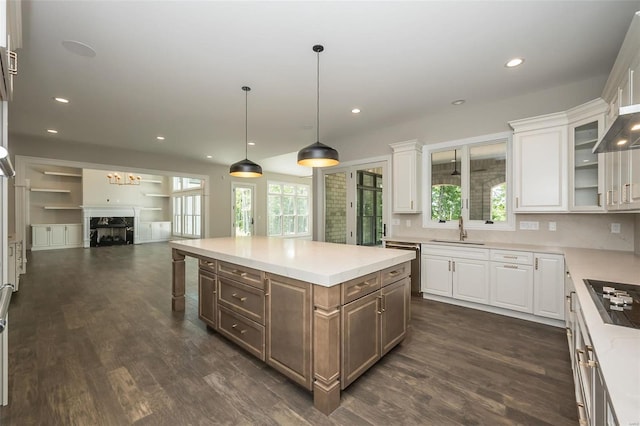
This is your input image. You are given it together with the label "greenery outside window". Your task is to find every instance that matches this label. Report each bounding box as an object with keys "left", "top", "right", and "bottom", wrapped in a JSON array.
[
  {"left": 424, "top": 133, "right": 513, "bottom": 230},
  {"left": 268, "top": 182, "right": 310, "bottom": 237}
]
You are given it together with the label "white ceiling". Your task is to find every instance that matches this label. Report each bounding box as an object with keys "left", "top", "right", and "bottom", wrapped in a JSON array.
[{"left": 8, "top": 1, "right": 640, "bottom": 176}]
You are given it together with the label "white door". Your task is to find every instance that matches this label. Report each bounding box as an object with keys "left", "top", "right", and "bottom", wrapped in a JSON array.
[
  {"left": 490, "top": 262, "right": 534, "bottom": 313},
  {"left": 232, "top": 183, "right": 255, "bottom": 236},
  {"left": 533, "top": 254, "right": 565, "bottom": 320},
  {"left": 32, "top": 225, "right": 50, "bottom": 248},
  {"left": 49, "top": 225, "right": 66, "bottom": 247}
]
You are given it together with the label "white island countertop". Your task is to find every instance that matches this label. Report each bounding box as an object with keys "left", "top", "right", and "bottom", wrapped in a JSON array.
[
  {"left": 169, "top": 237, "right": 415, "bottom": 287},
  {"left": 563, "top": 248, "right": 640, "bottom": 426}
]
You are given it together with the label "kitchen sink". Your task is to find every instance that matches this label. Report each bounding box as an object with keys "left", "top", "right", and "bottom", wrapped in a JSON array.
[{"left": 430, "top": 239, "right": 485, "bottom": 245}]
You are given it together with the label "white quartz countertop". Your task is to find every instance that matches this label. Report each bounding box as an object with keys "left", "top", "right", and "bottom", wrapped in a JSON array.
[
  {"left": 169, "top": 237, "right": 415, "bottom": 287},
  {"left": 384, "top": 236, "right": 565, "bottom": 254},
  {"left": 563, "top": 248, "right": 640, "bottom": 425}
]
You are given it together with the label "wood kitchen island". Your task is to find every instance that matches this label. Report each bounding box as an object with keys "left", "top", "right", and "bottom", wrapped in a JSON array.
[{"left": 169, "top": 237, "right": 414, "bottom": 415}]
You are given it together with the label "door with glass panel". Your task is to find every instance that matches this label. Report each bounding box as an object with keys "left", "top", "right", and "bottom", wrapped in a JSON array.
[
  {"left": 323, "top": 161, "right": 388, "bottom": 246},
  {"left": 232, "top": 183, "right": 255, "bottom": 236}
]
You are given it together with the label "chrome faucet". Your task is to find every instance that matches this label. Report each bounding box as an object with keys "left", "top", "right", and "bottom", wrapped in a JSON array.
[{"left": 458, "top": 216, "right": 468, "bottom": 241}]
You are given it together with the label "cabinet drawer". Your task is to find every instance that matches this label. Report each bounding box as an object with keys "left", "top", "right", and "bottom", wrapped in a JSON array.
[
  {"left": 218, "top": 276, "right": 265, "bottom": 324},
  {"left": 490, "top": 250, "right": 533, "bottom": 265},
  {"left": 218, "top": 261, "right": 264, "bottom": 290},
  {"left": 199, "top": 258, "right": 217, "bottom": 274},
  {"left": 218, "top": 305, "right": 265, "bottom": 361},
  {"left": 381, "top": 262, "right": 410, "bottom": 287},
  {"left": 342, "top": 272, "right": 380, "bottom": 304}
]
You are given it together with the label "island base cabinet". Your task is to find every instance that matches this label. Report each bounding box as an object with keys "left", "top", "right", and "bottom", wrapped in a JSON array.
[
  {"left": 341, "top": 291, "right": 381, "bottom": 389},
  {"left": 342, "top": 274, "right": 410, "bottom": 389},
  {"left": 198, "top": 271, "right": 216, "bottom": 329},
  {"left": 266, "top": 274, "right": 313, "bottom": 390},
  {"left": 381, "top": 277, "right": 409, "bottom": 356},
  {"left": 217, "top": 305, "right": 265, "bottom": 361}
]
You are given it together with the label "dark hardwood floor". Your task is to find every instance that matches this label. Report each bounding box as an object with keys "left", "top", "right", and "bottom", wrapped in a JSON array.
[{"left": 0, "top": 243, "right": 577, "bottom": 425}]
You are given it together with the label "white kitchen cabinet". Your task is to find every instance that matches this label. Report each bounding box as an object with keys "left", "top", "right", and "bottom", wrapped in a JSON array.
[
  {"left": 490, "top": 259, "right": 534, "bottom": 313},
  {"left": 31, "top": 224, "right": 83, "bottom": 251},
  {"left": 421, "top": 245, "right": 489, "bottom": 303},
  {"left": 138, "top": 221, "right": 172, "bottom": 243},
  {"left": 533, "top": 253, "right": 565, "bottom": 320},
  {"left": 0, "top": 0, "right": 20, "bottom": 101},
  {"left": 7, "top": 237, "right": 22, "bottom": 291},
  {"left": 620, "top": 149, "right": 640, "bottom": 210},
  {"left": 567, "top": 100, "right": 607, "bottom": 212},
  {"left": 510, "top": 112, "right": 569, "bottom": 212},
  {"left": 390, "top": 140, "right": 421, "bottom": 213}
]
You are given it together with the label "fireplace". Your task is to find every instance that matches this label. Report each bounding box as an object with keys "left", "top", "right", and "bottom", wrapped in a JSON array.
[
  {"left": 90, "top": 216, "right": 134, "bottom": 247},
  {"left": 81, "top": 206, "right": 142, "bottom": 248}
]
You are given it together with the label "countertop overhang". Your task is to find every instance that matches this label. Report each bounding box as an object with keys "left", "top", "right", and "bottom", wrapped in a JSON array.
[{"left": 169, "top": 237, "right": 415, "bottom": 287}]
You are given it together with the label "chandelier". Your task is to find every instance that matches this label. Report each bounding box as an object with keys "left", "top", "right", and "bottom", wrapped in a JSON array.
[{"left": 107, "top": 172, "right": 141, "bottom": 185}]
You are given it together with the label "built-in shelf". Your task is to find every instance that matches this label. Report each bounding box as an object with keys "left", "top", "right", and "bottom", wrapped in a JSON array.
[
  {"left": 141, "top": 207, "right": 163, "bottom": 211},
  {"left": 575, "top": 162, "right": 598, "bottom": 169},
  {"left": 140, "top": 179, "right": 163, "bottom": 184},
  {"left": 145, "top": 194, "right": 170, "bottom": 198},
  {"left": 30, "top": 188, "right": 71, "bottom": 193},
  {"left": 43, "top": 206, "right": 82, "bottom": 210},
  {"left": 574, "top": 138, "right": 598, "bottom": 148},
  {"left": 575, "top": 185, "right": 598, "bottom": 190},
  {"left": 43, "top": 171, "right": 82, "bottom": 177}
]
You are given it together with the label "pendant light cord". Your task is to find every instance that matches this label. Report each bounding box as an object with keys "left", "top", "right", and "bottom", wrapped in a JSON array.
[
  {"left": 245, "top": 88, "right": 249, "bottom": 159},
  {"left": 316, "top": 48, "right": 320, "bottom": 143}
]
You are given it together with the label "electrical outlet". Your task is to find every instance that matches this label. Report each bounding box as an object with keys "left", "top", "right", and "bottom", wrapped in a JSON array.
[
  {"left": 611, "top": 223, "right": 621, "bottom": 234},
  {"left": 405, "top": 220, "right": 412, "bottom": 227},
  {"left": 548, "top": 222, "right": 556, "bottom": 231},
  {"left": 392, "top": 219, "right": 400, "bottom": 226}
]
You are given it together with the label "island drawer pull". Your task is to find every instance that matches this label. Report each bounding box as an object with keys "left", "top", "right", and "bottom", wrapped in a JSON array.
[
  {"left": 204, "top": 261, "right": 215, "bottom": 267},
  {"left": 231, "top": 323, "right": 247, "bottom": 335},
  {"left": 231, "top": 269, "right": 248, "bottom": 277},
  {"left": 231, "top": 293, "right": 247, "bottom": 302},
  {"left": 377, "top": 295, "right": 383, "bottom": 314},
  {"left": 388, "top": 270, "right": 399, "bottom": 276},
  {"left": 356, "top": 281, "right": 372, "bottom": 289}
]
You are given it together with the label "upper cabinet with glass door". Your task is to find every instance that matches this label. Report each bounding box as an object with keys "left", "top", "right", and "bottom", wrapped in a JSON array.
[
  {"left": 425, "top": 133, "right": 512, "bottom": 230},
  {"left": 566, "top": 99, "right": 607, "bottom": 212}
]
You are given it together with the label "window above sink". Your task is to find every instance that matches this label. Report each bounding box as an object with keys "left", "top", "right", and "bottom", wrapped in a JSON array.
[{"left": 423, "top": 132, "right": 515, "bottom": 231}]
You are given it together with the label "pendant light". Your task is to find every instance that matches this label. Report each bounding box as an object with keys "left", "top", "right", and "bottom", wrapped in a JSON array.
[
  {"left": 230, "top": 86, "right": 263, "bottom": 178},
  {"left": 297, "top": 44, "right": 340, "bottom": 167},
  {"left": 451, "top": 149, "right": 461, "bottom": 176}
]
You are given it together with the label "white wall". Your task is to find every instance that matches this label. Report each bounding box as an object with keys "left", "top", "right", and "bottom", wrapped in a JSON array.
[{"left": 9, "top": 135, "right": 310, "bottom": 239}]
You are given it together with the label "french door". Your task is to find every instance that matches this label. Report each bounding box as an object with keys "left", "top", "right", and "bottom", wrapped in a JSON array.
[
  {"left": 232, "top": 182, "right": 256, "bottom": 236},
  {"left": 321, "top": 160, "right": 388, "bottom": 246}
]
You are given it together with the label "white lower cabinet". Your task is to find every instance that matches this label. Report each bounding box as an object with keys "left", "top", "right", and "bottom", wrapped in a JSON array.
[
  {"left": 31, "top": 224, "right": 83, "bottom": 251},
  {"left": 533, "top": 253, "right": 565, "bottom": 320},
  {"left": 421, "top": 245, "right": 489, "bottom": 303},
  {"left": 138, "top": 221, "right": 172, "bottom": 243},
  {"left": 423, "top": 245, "right": 565, "bottom": 324}
]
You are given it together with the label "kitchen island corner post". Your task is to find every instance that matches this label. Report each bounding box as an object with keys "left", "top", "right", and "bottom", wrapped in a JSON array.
[
  {"left": 312, "top": 284, "right": 342, "bottom": 415},
  {"left": 172, "top": 248, "right": 186, "bottom": 312}
]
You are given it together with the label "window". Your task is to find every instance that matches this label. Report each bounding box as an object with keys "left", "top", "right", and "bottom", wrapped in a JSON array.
[
  {"left": 172, "top": 175, "right": 203, "bottom": 238},
  {"left": 172, "top": 193, "right": 201, "bottom": 238},
  {"left": 424, "top": 133, "right": 513, "bottom": 230},
  {"left": 268, "top": 182, "right": 310, "bottom": 237},
  {"left": 172, "top": 177, "right": 202, "bottom": 191}
]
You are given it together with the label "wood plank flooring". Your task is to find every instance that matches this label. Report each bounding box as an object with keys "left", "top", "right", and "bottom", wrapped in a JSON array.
[{"left": 0, "top": 243, "right": 578, "bottom": 425}]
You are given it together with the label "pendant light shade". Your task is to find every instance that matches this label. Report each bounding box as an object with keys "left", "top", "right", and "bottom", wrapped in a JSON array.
[
  {"left": 230, "top": 86, "right": 263, "bottom": 178},
  {"left": 297, "top": 44, "right": 340, "bottom": 168}
]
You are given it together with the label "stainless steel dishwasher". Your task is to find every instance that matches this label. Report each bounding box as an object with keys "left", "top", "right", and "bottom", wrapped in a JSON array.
[{"left": 383, "top": 240, "right": 421, "bottom": 295}]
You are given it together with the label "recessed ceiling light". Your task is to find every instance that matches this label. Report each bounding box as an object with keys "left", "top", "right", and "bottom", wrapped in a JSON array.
[
  {"left": 617, "top": 139, "right": 628, "bottom": 146},
  {"left": 47, "top": 129, "right": 58, "bottom": 134},
  {"left": 156, "top": 136, "right": 165, "bottom": 141},
  {"left": 61, "top": 40, "right": 96, "bottom": 57},
  {"left": 505, "top": 58, "right": 524, "bottom": 68},
  {"left": 54, "top": 97, "right": 69, "bottom": 104},
  {"left": 583, "top": 159, "right": 589, "bottom": 163},
  {"left": 631, "top": 123, "right": 640, "bottom": 131},
  {"left": 351, "top": 108, "right": 361, "bottom": 114},
  {"left": 248, "top": 142, "right": 256, "bottom": 146},
  {"left": 451, "top": 99, "right": 465, "bottom": 105},
  {"left": 206, "top": 155, "right": 212, "bottom": 159}
]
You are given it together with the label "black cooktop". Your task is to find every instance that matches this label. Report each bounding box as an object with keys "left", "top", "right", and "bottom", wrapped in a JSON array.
[{"left": 584, "top": 279, "right": 640, "bottom": 329}]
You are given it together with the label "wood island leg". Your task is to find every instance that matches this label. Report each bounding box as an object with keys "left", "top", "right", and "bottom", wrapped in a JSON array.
[
  {"left": 172, "top": 249, "right": 186, "bottom": 312},
  {"left": 313, "top": 285, "right": 342, "bottom": 415}
]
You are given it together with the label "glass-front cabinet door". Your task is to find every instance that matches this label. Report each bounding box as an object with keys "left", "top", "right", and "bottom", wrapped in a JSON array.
[{"left": 569, "top": 116, "right": 605, "bottom": 212}]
